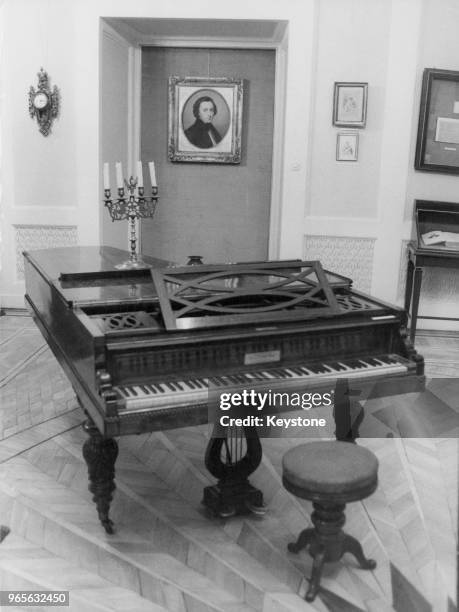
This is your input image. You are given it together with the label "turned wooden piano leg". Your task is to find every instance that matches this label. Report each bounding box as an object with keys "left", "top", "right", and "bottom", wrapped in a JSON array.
[{"left": 82, "top": 419, "right": 118, "bottom": 534}]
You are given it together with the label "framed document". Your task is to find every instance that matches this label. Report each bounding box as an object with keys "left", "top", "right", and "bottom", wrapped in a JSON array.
[
  {"left": 415, "top": 68, "right": 459, "bottom": 174},
  {"left": 332, "top": 82, "right": 368, "bottom": 128},
  {"left": 336, "top": 132, "right": 359, "bottom": 161}
]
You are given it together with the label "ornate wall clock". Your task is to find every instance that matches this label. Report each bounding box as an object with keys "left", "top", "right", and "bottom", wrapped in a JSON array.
[{"left": 28, "top": 68, "right": 59, "bottom": 136}]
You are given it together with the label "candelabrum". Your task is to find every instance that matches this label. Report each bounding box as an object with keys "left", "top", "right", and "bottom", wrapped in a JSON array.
[{"left": 104, "top": 177, "right": 159, "bottom": 269}]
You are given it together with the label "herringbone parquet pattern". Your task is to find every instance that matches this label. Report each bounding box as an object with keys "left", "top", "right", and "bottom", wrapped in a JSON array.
[{"left": 0, "top": 315, "right": 457, "bottom": 611}]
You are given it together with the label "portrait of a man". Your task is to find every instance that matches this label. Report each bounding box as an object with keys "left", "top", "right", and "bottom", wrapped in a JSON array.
[
  {"left": 168, "top": 77, "right": 243, "bottom": 163},
  {"left": 184, "top": 96, "right": 222, "bottom": 149}
]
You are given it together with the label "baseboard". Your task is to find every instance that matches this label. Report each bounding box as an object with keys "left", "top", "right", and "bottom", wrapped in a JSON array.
[{"left": 415, "top": 328, "right": 459, "bottom": 338}]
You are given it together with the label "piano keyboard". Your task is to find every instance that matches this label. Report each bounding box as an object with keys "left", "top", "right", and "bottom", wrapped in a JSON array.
[{"left": 116, "top": 353, "right": 409, "bottom": 414}]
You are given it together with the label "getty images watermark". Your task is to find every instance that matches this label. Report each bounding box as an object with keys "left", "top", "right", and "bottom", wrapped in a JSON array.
[
  {"left": 207, "top": 375, "right": 454, "bottom": 439},
  {"left": 208, "top": 384, "right": 336, "bottom": 438}
]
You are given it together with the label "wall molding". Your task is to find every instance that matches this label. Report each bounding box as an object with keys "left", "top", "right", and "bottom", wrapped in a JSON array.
[
  {"left": 303, "top": 234, "right": 375, "bottom": 293},
  {"left": 14, "top": 224, "right": 78, "bottom": 280}
]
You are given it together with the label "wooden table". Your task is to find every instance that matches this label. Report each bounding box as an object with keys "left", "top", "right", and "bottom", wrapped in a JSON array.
[{"left": 404, "top": 241, "right": 459, "bottom": 342}]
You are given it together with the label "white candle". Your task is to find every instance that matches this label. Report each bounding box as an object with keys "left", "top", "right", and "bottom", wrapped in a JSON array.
[
  {"left": 115, "top": 162, "right": 123, "bottom": 189},
  {"left": 103, "top": 162, "right": 110, "bottom": 190},
  {"left": 149, "top": 161, "right": 157, "bottom": 187},
  {"left": 137, "top": 161, "right": 143, "bottom": 188}
]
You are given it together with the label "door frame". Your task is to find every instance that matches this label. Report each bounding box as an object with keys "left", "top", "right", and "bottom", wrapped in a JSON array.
[{"left": 124, "top": 26, "right": 288, "bottom": 259}]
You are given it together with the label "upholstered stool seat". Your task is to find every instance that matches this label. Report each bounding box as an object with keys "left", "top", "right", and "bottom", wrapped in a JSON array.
[{"left": 282, "top": 441, "right": 378, "bottom": 602}]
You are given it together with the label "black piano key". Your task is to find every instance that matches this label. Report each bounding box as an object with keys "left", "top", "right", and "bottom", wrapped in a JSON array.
[
  {"left": 141, "top": 384, "right": 154, "bottom": 394},
  {"left": 271, "top": 369, "right": 289, "bottom": 378},
  {"left": 233, "top": 374, "right": 248, "bottom": 383},
  {"left": 365, "top": 358, "right": 381, "bottom": 367},
  {"left": 308, "top": 364, "right": 327, "bottom": 374},
  {"left": 251, "top": 372, "right": 268, "bottom": 380},
  {"left": 127, "top": 386, "right": 138, "bottom": 396},
  {"left": 327, "top": 361, "right": 347, "bottom": 371},
  {"left": 227, "top": 375, "right": 241, "bottom": 384},
  {"left": 345, "top": 360, "right": 365, "bottom": 369}
]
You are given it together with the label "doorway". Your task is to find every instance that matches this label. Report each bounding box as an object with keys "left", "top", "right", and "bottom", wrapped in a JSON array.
[{"left": 140, "top": 46, "right": 276, "bottom": 265}]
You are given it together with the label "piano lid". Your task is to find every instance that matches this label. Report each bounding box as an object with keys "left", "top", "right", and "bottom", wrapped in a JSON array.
[{"left": 151, "top": 260, "right": 342, "bottom": 330}]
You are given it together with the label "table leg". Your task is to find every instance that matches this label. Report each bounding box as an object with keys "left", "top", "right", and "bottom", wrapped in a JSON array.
[
  {"left": 410, "top": 266, "right": 423, "bottom": 343},
  {"left": 404, "top": 258, "right": 414, "bottom": 313}
]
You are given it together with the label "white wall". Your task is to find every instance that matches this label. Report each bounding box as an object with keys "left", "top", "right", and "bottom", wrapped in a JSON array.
[
  {"left": 0, "top": 0, "right": 316, "bottom": 307},
  {"left": 1, "top": 0, "right": 81, "bottom": 307},
  {"left": 404, "top": 0, "right": 459, "bottom": 328},
  {"left": 305, "top": 0, "right": 422, "bottom": 301},
  {"left": 1, "top": 0, "right": 459, "bottom": 331},
  {"left": 100, "top": 21, "right": 133, "bottom": 249}
]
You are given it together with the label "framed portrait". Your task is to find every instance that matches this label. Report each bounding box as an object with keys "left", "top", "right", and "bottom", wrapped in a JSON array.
[
  {"left": 168, "top": 76, "right": 243, "bottom": 164},
  {"left": 333, "top": 82, "right": 368, "bottom": 128},
  {"left": 336, "top": 132, "right": 359, "bottom": 161},
  {"left": 415, "top": 68, "right": 459, "bottom": 174}
]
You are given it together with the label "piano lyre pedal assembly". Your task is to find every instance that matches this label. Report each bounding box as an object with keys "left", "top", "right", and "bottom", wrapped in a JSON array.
[{"left": 23, "top": 247, "right": 424, "bottom": 532}]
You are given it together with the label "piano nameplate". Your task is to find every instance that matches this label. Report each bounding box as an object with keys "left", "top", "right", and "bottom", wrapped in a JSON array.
[{"left": 244, "top": 350, "right": 281, "bottom": 365}]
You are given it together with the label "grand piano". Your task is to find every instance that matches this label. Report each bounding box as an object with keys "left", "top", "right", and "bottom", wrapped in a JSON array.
[{"left": 23, "top": 246, "right": 424, "bottom": 532}]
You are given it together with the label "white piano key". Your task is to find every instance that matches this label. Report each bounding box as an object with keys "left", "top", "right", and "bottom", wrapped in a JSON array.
[{"left": 116, "top": 353, "right": 410, "bottom": 414}]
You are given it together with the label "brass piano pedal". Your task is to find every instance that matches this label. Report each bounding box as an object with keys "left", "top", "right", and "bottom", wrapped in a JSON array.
[
  {"left": 245, "top": 500, "right": 267, "bottom": 516},
  {"left": 217, "top": 505, "right": 237, "bottom": 519},
  {"left": 202, "top": 481, "right": 266, "bottom": 519}
]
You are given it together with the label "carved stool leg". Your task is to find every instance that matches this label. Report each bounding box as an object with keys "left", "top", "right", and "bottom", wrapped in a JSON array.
[
  {"left": 342, "top": 533, "right": 376, "bottom": 569},
  {"left": 288, "top": 501, "right": 375, "bottom": 602},
  {"left": 306, "top": 549, "right": 326, "bottom": 602},
  {"left": 287, "top": 527, "right": 314, "bottom": 553},
  {"left": 82, "top": 419, "right": 118, "bottom": 534}
]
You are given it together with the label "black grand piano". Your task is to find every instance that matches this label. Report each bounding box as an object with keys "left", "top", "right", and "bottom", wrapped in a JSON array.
[{"left": 23, "top": 246, "right": 424, "bottom": 532}]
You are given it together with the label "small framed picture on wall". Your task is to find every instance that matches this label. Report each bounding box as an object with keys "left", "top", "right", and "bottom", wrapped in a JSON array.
[
  {"left": 336, "top": 132, "right": 359, "bottom": 161},
  {"left": 333, "top": 82, "right": 368, "bottom": 128},
  {"left": 168, "top": 76, "right": 243, "bottom": 164}
]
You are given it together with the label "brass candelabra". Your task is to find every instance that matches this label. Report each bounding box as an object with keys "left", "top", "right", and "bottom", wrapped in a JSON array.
[{"left": 104, "top": 173, "right": 159, "bottom": 270}]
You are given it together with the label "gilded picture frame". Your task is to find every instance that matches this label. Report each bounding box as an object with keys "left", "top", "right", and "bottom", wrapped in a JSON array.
[{"left": 168, "top": 76, "right": 243, "bottom": 164}]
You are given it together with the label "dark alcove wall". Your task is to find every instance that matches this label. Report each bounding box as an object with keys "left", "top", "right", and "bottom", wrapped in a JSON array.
[{"left": 140, "top": 47, "right": 275, "bottom": 265}]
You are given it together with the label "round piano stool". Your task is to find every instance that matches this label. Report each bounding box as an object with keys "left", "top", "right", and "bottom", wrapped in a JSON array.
[{"left": 282, "top": 441, "right": 378, "bottom": 602}]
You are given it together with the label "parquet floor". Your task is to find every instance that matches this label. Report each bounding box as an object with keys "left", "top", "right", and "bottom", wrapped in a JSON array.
[{"left": 0, "top": 315, "right": 457, "bottom": 612}]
